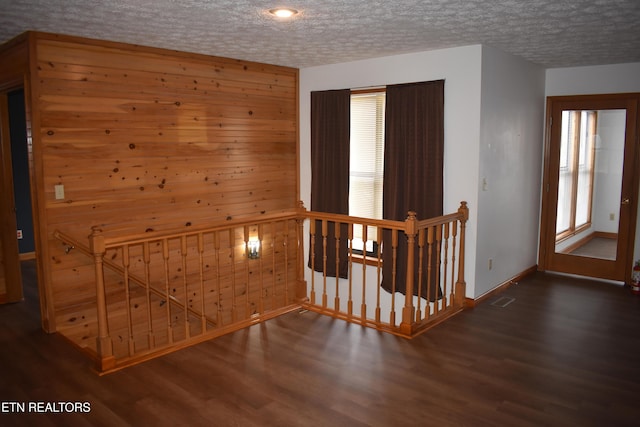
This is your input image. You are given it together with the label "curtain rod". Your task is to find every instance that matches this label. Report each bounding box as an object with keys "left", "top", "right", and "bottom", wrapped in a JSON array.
[{"left": 350, "top": 86, "right": 386, "bottom": 94}]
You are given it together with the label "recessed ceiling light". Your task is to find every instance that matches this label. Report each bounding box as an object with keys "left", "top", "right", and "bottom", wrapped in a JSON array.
[{"left": 268, "top": 8, "right": 299, "bottom": 19}]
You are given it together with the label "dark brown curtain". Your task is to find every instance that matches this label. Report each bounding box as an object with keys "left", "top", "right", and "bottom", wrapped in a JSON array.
[
  {"left": 308, "top": 89, "right": 350, "bottom": 278},
  {"left": 381, "top": 80, "right": 444, "bottom": 300}
]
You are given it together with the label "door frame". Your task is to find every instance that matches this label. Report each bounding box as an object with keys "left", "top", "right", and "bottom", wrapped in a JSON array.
[
  {"left": 538, "top": 92, "right": 640, "bottom": 282},
  {"left": 0, "top": 91, "right": 23, "bottom": 302}
]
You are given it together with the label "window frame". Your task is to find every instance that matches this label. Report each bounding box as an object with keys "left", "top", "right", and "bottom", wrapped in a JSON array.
[
  {"left": 348, "top": 88, "right": 386, "bottom": 260},
  {"left": 556, "top": 110, "right": 597, "bottom": 242}
]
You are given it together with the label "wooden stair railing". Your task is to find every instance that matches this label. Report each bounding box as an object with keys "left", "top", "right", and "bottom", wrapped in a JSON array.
[
  {"left": 55, "top": 210, "right": 306, "bottom": 373},
  {"left": 53, "top": 201, "right": 468, "bottom": 372},
  {"left": 303, "top": 201, "right": 468, "bottom": 338},
  {"left": 54, "top": 230, "right": 219, "bottom": 331}
]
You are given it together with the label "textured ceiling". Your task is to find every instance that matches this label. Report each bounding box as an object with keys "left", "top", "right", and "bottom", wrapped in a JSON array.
[{"left": 1, "top": 0, "right": 639, "bottom": 69}]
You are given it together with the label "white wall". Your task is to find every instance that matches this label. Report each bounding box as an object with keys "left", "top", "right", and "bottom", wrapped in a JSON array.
[
  {"left": 474, "top": 45, "right": 545, "bottom": 298},
  {"left": 300, "top": 44, "right": 546, "bottom": 299},
  {"left": 545, "top": 63, "right": 640, "bottom": 97},
  {"left": 299, "top": 45, "right": 483, "bottom": 297},
  {"left": 299, "top": 53, "right": 639, "bottom": 299},
  {"left": 545, "top": 62, "right": 640, "bottom": 272}
]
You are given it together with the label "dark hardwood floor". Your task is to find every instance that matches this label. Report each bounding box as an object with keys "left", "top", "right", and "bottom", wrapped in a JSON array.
[{"left": 2, "top": 260, "right": 640, "bottom": 426}]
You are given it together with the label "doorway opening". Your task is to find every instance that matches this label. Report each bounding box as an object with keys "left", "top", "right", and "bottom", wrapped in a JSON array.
[
  {"left": 1, "top": 87, "right": 37, "bottom": 306},
  {"left": 538, "top": 93, "right": 640, "bottom": 283},
  {"left": 9, "top": 89, "right": 35, "bottom": 260}
]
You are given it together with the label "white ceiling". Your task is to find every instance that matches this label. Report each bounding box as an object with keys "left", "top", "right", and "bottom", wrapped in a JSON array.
[{"left": 1, "top": 0, "right": 639, "bottom": 69}]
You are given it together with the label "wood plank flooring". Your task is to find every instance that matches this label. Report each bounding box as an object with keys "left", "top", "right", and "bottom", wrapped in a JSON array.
[{"left": 1, "top": 261, "right": 640, "bottom": 426}]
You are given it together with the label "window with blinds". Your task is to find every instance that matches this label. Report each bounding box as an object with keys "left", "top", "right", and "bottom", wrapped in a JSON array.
[{"left": 349, "top": 91, "right": 385, "bottom": 253}]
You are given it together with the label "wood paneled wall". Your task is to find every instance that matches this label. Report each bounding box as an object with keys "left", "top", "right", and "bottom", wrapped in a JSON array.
[{"left": 5, "top": 32, "right": 299, "bottom": 339}]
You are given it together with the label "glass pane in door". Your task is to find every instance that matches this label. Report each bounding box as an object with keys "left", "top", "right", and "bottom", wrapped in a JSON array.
[{"left": 555, "top": 109, "right": 625, "bottom": 261}]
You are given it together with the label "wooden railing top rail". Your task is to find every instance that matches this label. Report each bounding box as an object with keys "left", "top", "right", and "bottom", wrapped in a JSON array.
[
  {"left": 77, "top": 201, "right": 467, "bottom": 250},
  {"left": 306, "top": 201, "right": 468, "bottom": 231},
  {"left": 416, "top": 206, "right": 468, "bottom": 229},
  {"left": 305, "top": 210, "right": 407, "bottom": 231}
]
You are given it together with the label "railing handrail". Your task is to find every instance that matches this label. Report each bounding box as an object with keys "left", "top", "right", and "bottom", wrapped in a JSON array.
[
  {"left": 305, "top": 210, "right": 407, "bottom": 231},
  {"left": 305, "top": 203, "right": 468, "bottom": 232},
  {"left": 416, "top": 209, "right": 466, "bottom": 229},
  {"left": 83, "top": 202, "right": 468, "bottom": 250}
]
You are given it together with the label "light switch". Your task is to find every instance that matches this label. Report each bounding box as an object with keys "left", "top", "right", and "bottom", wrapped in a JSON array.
[{"left": 54, "top": 184, "right": 65, "bottom": 200}]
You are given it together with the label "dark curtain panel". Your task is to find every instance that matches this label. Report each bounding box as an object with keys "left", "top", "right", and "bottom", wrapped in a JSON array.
[
  {"left": 309, "top": 89, "right": 350, "bottom": 278},
  {"left": 381, "top": 80, "right": 444, "bottom": 300}
]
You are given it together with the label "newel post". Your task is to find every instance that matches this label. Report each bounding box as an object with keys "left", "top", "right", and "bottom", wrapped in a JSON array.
[
  {"left": 400, "top": 211, "right": 417, "bottom": 335},
  {"left": 455, "top": 201, "right": 469, "bottom": 307},
  {"left": 89, "top": 227, "right": 115, "bottom": 371},
  {"left": 295, "top": 201, "right": 309, "bottom": 301}
]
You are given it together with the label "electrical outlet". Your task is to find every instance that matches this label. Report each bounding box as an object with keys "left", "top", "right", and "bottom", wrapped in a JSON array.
[
  {"left": 17, "top": 229, "right": 23, "bottom": 240},
  {"left": 488, "top": 258, "right": 493, "bottom": 270},
  {"left": 609, "top": 213, "right": 615, "bottom": 221}
]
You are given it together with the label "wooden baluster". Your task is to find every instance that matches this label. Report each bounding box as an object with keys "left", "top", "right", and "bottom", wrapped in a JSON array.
[
  {"left": 89, "top": 229, "right": 115, "bottom": 371},
  {"left": 258, "top": 224, "right": 264, "bottom": 314},
  {"left": 197, "top": 233, "right": 206, "bottom": 333},
  {"left": 375, "top": 227, "right": 383, "bottom": 324},
  {"left": 334, "top": 222, "right": 341, "bottom": 312},
  {"left": 243, "top": 226, "right": 251, "bottom": 317},
  {"left": 443, "top": 222, "right": 451, "bottom": 309},
  {"left": 309, "top": 219, "right": 316, "bottom": 305},
  {"left": 143, "top": 242, "right": 155, "bottom": 349},
  {"left": 321, "top": 219, "right": 328, "bottom": 309},
  {"left": 271, "top": 222, "right": 277, "bottom": 311},
  {"left": 416, "top": 228, "right": 425, "bottom": 322},
  {"left": 213, "top": 231, "right": 223, "bottom": 326},
  {"left": 390, "top": 229, "right": 398, "bottom": 327},
  {"left": 280, "top": 220, "right": 289, "bottom": 306},
  {"left": 451, "top": 220, "right": 458, "bottom": 308},
  {"left": 161, "top": 238, "right": 173, "bottom": 344},
  {"left": 122, "top": 244, "right": 135, "bottom": 356},
  {"left": 283, "top": 220, "right": 290, "bottom": 306},
  {"left": 400, "top": 212, "right": 417, "bottom": 335},
  {"left": 229, "top": 229, "right": 237, "bottom": 322},
  {"left": 181, "top": 236, "right": 190, "bottom": 339},
  {"left": 426, "top": 226, "right": 434, "bottom": 318},
  {"left": 347, "top": 223, "right": 353, "bottom": 318},
  {"left": 434, "top": 224, "right": 443, "bottom": 314},
  {"left": 360, "top": 224, "right": 367, "bottom": 323}
]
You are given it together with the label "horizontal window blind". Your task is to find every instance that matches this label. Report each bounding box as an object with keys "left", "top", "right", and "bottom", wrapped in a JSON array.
[{"left": 350, "top": 92, "right": 385, "bottom": 251}]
